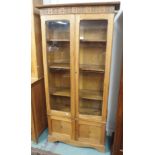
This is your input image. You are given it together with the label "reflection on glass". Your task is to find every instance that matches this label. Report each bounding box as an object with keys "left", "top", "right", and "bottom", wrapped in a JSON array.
[
  {"left": 46, "top": 20, "right": 71, "bottom": 113},
  {"left": 51, "top": 96, "right": 70, "bottom": 112},
  {"left": 46, "top": 20, "right": 70, "bottom": 41},
  {"left": 80, "top": 20, "right": 107, "bottom": 41},
  {"left": 79, "top": 20, "right": 108, "bottom": 116},
  {"left": 47, "top": 41, "right": 70, "bottom": 68}
]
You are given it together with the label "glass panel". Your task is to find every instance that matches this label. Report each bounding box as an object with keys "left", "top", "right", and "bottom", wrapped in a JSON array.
[
  {"left": 51, "top": 96, "right": 70, "bottom": 112},
  {"left": 80, "top": 20, "right": 107, "bottom": 41},
  {"left": 46, "top": 20, "right": 70, "bottom": 41},
  {"left": 79, "top": 99, "right": 102, "bottom": 116},
  {"left": 79, "top": 20, "right": 108, "bottom": 116},
  {"left": 46, "top": 20, "right": 71, "bottom": 113}
]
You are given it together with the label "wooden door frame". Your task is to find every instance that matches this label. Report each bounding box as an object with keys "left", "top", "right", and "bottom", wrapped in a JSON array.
[
  {"left": 75, "top": 14, "right": 114, "bottom": 122},
  {"left": 40, "top": 15, "right": 76, "bottom": 139},
  {"left": 41, "top": 15, "right": 75, "bottom": 116}
]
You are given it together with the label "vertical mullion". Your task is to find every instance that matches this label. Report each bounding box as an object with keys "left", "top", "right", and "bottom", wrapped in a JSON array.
[
  {"left": 102, "top": 14, "right": 114, "bottom": 121},
  {"left": 70, "top": 15, "right": 76, "bottom": 140},
  {"left": 75, "top": 15, "right": 80, "bottom": 140},
  {"left": 41, "top": 16, "right": 51, "bottom": 115}
]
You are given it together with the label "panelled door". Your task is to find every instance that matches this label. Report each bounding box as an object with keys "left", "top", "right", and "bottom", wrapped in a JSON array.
[
  {"left": 41, "top": 15, "right": 75, "bottom": 140},
  {"left": 41, "top": 14, "right": 114, "bottom": 143},
  {"left": 75, "top": 14, "right": 114, "bottom": 145}
]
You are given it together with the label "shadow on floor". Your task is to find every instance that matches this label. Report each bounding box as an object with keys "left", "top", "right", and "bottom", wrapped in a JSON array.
[{"left": 31, "top": 129, "right": 112, "bottom": 155}]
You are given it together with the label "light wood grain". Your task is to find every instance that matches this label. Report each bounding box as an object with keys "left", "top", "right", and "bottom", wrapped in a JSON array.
[
  {"left": 70, "top": 15, "right": 76, "bottom": 140},
  {"left": 39, "top": 3, "right": 116, "bottom": 151},
  {"left": 41, "top": 15, "right": 76, "bottom": 140},
  {"left": 75, "top": 14, "right": 114, "bottom": 149},
  {"left": 31, "top": 11, "right": 43, "bottom": 78},
  {"left": 36, "top": 2, "right": 120, "bottom": 9},
  {"left": 41, "top": 16, "right": 51, "bottom": 115},
  {"left": 80, "top": 89, "right": 103, "bottom": 100},
  {"left": 80, "top": 64, "right": 105, "bottom": 73},
  {"left": 50, "top": 88, "right": 70, "bottom": 97},
  {"left": 49, "top": 63, "right": 70, "bottom": 70},
  {"left": 48, "top": 133, "right": 105, "bottom": 152},
  {"left": 102, "top": 14, "right": 114, "bottom": 121}
]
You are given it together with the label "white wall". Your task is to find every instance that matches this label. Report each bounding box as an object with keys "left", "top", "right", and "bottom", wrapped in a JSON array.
[{"left": 106, "top": 10, "right": 123, "bottom": 134}]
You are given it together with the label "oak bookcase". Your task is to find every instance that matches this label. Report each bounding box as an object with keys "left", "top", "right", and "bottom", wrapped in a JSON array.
[{"left": 37, "top": 2, "right": 120, "bottom": 151}]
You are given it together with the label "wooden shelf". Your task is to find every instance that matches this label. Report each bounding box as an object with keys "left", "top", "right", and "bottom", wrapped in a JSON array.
[
  {"left": 49, "top": 63, "right": 70, "bottom": 70},
  {"left": 47, "top": 39, "right": 70, "bottom": 42},
  {"left": 51, "top": 110, "right": 71, "bottom": 117},
  {"left": 80, "top": 89, "right": 103, "bottom": 101},
  {"left": 52, "top": 104, "right": 70, "bottom": 112},
  {"left": 80, "top": 64, "right": 105, "bottom": 73},
  {"left": 50, "top": 88, "right": 70, "bottom": 97},
  {"left": 80, "top": 107, "right": 101, "bottom": 116},
  {"left": 80, "top": 39, "right": 106, "bottom": 43}
]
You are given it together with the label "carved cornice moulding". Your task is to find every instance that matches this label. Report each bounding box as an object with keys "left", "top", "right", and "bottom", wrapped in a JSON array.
[{"left": 40, "top": 6, "right": 115, "bottom": 15}]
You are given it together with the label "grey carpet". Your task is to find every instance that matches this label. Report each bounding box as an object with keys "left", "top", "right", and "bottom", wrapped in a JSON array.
[{"left": 31, "top": 147, "right": 59, "bottom": 155}]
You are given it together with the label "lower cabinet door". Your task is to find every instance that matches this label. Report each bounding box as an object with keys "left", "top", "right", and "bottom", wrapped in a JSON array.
[
  {"left": 48, "top": 115, "right": 74, "bottom": 140},
  {"left": 47, "top": 115, "right": 105, "bottom": 146},
  {"left": 76, "top": 120, "right": 106, "bottom": 145}
]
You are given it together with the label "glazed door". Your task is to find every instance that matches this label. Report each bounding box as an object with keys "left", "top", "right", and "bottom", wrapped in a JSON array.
[
  {"left": 75, "top": 14, "right": 114, "bottom": 144},
  {"left": 41, "top": 15, "right": 75, "bottom": 119}
]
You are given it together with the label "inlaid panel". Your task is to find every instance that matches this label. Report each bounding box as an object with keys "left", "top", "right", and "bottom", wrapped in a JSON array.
[{"left": 40, "top": 6, "right": 115, "bottom": 15}]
